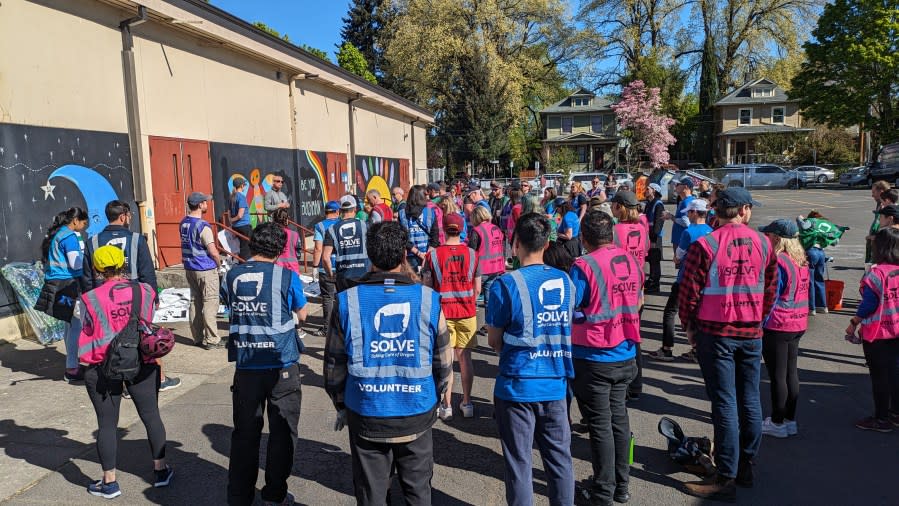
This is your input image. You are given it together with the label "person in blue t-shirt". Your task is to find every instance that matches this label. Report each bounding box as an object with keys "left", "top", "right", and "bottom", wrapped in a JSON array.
[
  {"left": 666, "top": 176, "right": 695, "bottom": 257},
  {"left": 555, "top": 197, "right": 582, "bottom": 259},
  {"left": 487, "top": 213, "right": 575, "bottom": 506},
  {"left": 229, "top": 176, "right": 252, "bottom": 259},
  {"left": 651, "top": 198, "right": 713, "bottom": 362}
]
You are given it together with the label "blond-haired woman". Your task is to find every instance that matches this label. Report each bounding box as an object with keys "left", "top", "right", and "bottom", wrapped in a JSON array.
[
  {"left": 568, "top": 181, "right": 588, "bottom": 220},
  {"left": 758, "top": 219, "right": 810, "bottom": 438},
  {"left": 437, "top": 196, "right": 467, "bottom": 242}
]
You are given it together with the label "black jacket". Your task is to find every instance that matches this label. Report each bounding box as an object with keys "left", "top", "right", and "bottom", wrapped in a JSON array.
[{"left": 83, "top": 225, "right": 157, "bottom": 293}]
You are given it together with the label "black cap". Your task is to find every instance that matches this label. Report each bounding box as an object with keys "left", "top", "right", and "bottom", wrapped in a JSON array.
[
  {"left": 715, "top": 187, "right": 761, "bottom": 208},
  {"left": 878, "top": 204, "right": 899, "bottom": 218},
  {"left": 426, "top": 182, "right": 440, "bottom": 192},
  {"left": 611, "top": 190, "right": 639, "bottom": 207}
]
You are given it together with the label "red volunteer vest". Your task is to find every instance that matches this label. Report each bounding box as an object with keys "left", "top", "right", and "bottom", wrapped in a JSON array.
[
  {"left": 696, "top": 223, "right": 771, "bottom": 324},
  {"left": 78, "top": 280, "right": 156, "bottom": 365},
  {"left": 764, "top": 253, "right": 809, "bottom": 332},
  {"left": 859, "top": 264, "right": 899, "bottom": 342},
  {"left": 474, "top": 222, "right": 505, "bottom": 275},
  {"left": 276, "top": 227, "right": 302, "bottom": 274},
  {"left": 374, "top": 202, "right": 393, "bottom": 222},
  {"left": 571, "top": 244, "right": 642, "bottom": 348},
  {"left": 427, "top": 244, "right": 477, "bottom": 319},
  {"left": 613, "top": 221, "right": 649, "bottom": 268}
]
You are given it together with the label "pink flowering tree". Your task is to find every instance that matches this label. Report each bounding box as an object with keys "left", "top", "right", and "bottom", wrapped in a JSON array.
[{"left": 610, "top": 80, "right": 676, "bottom": 168}]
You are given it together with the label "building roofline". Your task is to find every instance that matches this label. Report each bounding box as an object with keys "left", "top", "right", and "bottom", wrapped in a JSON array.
[{"left": 101, "top": 0, "right": 434, "bottom": 122}]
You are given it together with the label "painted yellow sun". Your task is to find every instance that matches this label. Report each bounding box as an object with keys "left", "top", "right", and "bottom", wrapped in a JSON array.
[{"left": 366, "top": 175, "right": 392, "bottom": 207}]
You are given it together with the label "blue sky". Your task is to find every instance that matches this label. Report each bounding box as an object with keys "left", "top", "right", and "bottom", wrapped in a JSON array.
[{"left": 210, "top": 0, "right": 349, "bottom": 60}]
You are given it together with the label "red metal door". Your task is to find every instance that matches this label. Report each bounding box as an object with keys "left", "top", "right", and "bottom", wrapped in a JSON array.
[
  {"left": 326, "top": 153, "right": 348, "bottom": 200},
  {"left": 149, "top": 137, "right": 214, "bottom": 268},
  {"left": 399, "top": 159, "right": 411, "bottom": 192}
]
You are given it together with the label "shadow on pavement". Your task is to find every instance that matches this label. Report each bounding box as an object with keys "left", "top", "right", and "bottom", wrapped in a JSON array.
[{"left": 0, "top": 341, "right": 66, "bottom": 383}]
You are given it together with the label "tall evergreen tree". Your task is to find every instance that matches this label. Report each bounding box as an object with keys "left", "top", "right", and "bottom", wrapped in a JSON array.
[
  {"left": 695, "top": 6, "right": 719, "bottom": 166},
  {"left": 340, "top": 0, "right": 383, "bottom": 77}
]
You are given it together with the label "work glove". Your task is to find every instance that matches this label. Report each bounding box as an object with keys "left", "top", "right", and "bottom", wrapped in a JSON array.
[{"left": 334, "top": 409, "right": 347, "bottom": 431}]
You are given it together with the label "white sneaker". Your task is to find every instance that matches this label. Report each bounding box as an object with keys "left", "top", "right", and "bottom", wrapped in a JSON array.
[
  {"left": 460, "top": 403, "right": 474, "bottom": 418},
  {"left": 438, "top": 404, "right": 453, "bottom": 421},
  {"left": 761, "top": 417, "right": 789, "bottom": 438},
  {"left": 784, "top": 419, "right": 798, "bottom": 436}
]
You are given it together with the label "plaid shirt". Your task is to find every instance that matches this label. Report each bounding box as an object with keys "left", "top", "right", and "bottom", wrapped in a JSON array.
[{"left": 678, "top": 224, "right": 778, "bottom": 339}]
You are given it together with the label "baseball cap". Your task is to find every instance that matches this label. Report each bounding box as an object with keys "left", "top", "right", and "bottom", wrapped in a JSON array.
[
  {"left": 187, "top": 192, "right": 212, "bottom": 206},
  {"left": 877, "top": 204, "right": 899, "bottom": 218},
  {"left": 507, "top": 181, "right": 521, "bottom": 190},
  {"left": 685, "top": 199, "right": 709, "bottom": 212},
  {"left": 93, "top": 245, "right": 125, "bottom": 271},
  {"left": 648, "top": 183, "right": 663, "bottom": 194},
  {"left": 553, "top": 196, "right": 567, "bottom": 207},
  {"left": 759, "top": 219, "right": 799, "bottom": 238},
  {"left": 443, "top": 212, "right": 464, "bottom": 232},
  {"left": 426, "top": 182, "right": 441, "bottom": 192},
  {"left": 675, "top": 176, "right": 694, "bottom": 189},
  {"left": 339, "top": 195, "right": 357, "bottom": 210},
  {"left": 325, "top": 200, "right": 339, "bottom": 212},
  {"left": 490, "top": 181, "right": 500, "bottom": 189},
  {"left": 715, "top": 187, "right": 761, "bottom": 208},
  {"left": 611, "top": 190, "right": 639, "bottom": 207},
  {"left": 465, "top": 183, "right": 481, "bottom": 195}
]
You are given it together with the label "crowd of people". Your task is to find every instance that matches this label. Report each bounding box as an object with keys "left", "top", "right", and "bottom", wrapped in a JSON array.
[{"left": 29, "top": 174, "right": 899, "bottom": 505}]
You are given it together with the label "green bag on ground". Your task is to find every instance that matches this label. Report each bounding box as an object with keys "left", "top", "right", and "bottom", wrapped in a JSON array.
[{"left": 797, "top": 218, "right": 848, "bottom": 250}]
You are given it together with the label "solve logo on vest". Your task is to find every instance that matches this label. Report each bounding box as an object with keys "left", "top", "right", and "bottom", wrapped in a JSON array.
[
  {"left": 371, "top": 302, "right": 416, "bottom": 356},
  {"left": 231, "top": 272, "right": 268, "bottom": 313},
  {"left": 338, "top": 222, "right": 361, "bottom": 249},
  {"left": 537, "top": 278, "right": 568, "bottom": 325}
]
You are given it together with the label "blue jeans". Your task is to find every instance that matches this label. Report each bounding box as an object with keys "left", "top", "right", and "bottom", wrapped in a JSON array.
[
  {"left": 494, "top": 397, "right": 574, "bottom": 506},
  {"left": 806, "top": 247, "right": 827, "bottom": 309},
  {"left": 65, "top": 318, "right": 82, "bottom": 369},
  {"left": 694, "top": 333, "right": 762, "bottom": 479},
  {"left": 481, "top": 274, "right": 501, "bottom": 307}
]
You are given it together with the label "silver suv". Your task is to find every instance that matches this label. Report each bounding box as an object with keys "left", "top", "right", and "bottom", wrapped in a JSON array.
[{"left": 720, "top": 164, "right": 803, "bottom": 189}]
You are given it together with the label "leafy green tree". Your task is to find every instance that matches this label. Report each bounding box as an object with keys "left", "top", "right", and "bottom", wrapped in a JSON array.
[
  {"left": 546, "top": 147, "right": 579, "bottom": 179},
  {"left": 791, "top": 0, "right": 899, "bottom": 146},
  {"left": 337, "top": 42, "right": 378, "bottom": 84},
  {"left": 253, "top": 21, "right": 289, "bottom": 42},
  {"left": 300, "top": 45, "right": 329, "bottom": 61},
  {"left": 340, "top": 0, "right": 384, "bottom": 76}
]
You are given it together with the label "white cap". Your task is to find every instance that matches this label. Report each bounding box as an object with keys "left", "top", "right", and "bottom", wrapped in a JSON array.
[
  {"left": 686, "top": 199, "right": 709, "bottom": 212},
  {"left": 339, "top": 194, "right": 357, "bottom": 209},
  {"left": 648, "top": 183, "right": 663, "bottom": 193}
]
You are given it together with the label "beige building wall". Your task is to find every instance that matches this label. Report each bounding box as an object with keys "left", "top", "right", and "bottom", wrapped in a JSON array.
[
  {"left": 0, "top": 0, "right": 126, "bottom": 132},
  {"left": 720, "top": 103, "right": 802, "bottom": 132},
  {"left": 294, "top": 79, "right": 351, "bottom": 153},
  {"left": 413, "top": 123, "right": 427, "bottom": 184},
  {"left": 133, "top": 24, "right": 292, "bottom": 148},
  {"left": 353, "top": 102, "right": 413, "bottom": 160}
]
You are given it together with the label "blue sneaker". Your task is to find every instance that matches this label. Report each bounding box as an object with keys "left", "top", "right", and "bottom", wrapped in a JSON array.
[
  {"left": 154, "top": 465, "right": 174, "bottom": 487},
  {"left": 87, "top": 480, "right": 121, "bottom": 499}
]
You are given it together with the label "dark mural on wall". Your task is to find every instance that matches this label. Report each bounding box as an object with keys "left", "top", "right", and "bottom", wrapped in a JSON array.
[
  {"left": 355, "top": 155, "right": 408, "bottom": 207},
  {"left": 210, "top": 142, "right": 348, "bottom": 230},
  {"left": 0, "top": 123, "right": 135, "bottom": 312}
]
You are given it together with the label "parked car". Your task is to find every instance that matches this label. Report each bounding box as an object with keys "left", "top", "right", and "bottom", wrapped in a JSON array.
[
  {"left": 839, "top": 166, "right": 870, "bottom": 187},
  {"left": 658, "top": 169, "right": 718, "bottom": 203},
  {"left": 569, "top": 172, "right": 634, "bottom": 193},
  {"left": 794, "top": 165, "right": 836, "bottom": 183},
  {"left": 720, "top": 164, "right": 803, "bottom": 189},
  {"left": 868, "top": 142, "right": 899, "bottom": 186}
]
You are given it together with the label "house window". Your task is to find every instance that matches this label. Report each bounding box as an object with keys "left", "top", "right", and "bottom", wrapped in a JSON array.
[
  {"left": 739, "top": 109, "right": 752, "bottom": 126},
  {"left": 772, "top": 107, "right": 785, "bottom": 124},
  {"left": 573, "top": 97, "right": 590, "bottom": 106},
  {"left": 561, "top": 117, "right": 573, "bottom": 133},
  {"left": 591, "top": 115, "right": 603, "bottom": 133},
  {"left": 752, "top": 87, "right": 774, "bottom": 98},
  {"left": 577, "top": 146, "right": 588, "bottom": 163}
]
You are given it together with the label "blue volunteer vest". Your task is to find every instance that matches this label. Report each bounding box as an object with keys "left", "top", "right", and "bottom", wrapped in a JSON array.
[
  {"left": 225, "top": 262, "right": 300, "bottom": 369},
  {"left": 46, "top": 228, "right": 83, "bottom": 280},
  {"left": 499, "top": 267, "right": 575, "bottom": 380},
  {"left": 327, "top": 218, "right": 370, "bottom": 279},
  {"left": 399, "top": 207, "right": 435, "bottom": 254},
  {"left": 315, "top": 217, "right": 340, "bottom": 273},
  {"left": 341, "top": 283, "right": 439, "bottom": 417},
  {"left": 179, "top": 216, "right": 217, "bottom": 271},
  {"left": 90, "top": 230, "right": 141, "bottom": 280}
]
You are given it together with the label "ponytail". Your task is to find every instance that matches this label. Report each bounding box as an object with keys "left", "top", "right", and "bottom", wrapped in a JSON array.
[{"left": 41, "top": 207, "right": 87, "bottom": 260}]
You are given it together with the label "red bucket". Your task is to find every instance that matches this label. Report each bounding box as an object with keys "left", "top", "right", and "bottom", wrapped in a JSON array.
[{"left": 825, "top": 279, "right": 844, "bottom": 311}]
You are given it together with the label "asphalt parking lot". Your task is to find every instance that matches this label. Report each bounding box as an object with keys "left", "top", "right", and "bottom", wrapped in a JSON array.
[{"left": 2, "top": 187, "right": 895, "bottom": 506}]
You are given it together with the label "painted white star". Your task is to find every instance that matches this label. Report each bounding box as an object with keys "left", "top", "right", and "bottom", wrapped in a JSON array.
[
  {"left": 31, "top": 196, "right": 36, "bottom": 203},
  {"left": 49, "top": 150, "right": 53, "bottom": 159},
  {"left": 40, "top": 181, "right": 56, "bottom": 200},
  {"left": 0, "top": 147, "right": 4, "bottom": 155},
  {"left": 26, "top": 229, "right": 32, "bottom": 240},
  {"left": 70, "top": 149, "right": 75, "bottom": 158},
  {"left": 108, "top": 151, "right": 111, "bottom": 157},
  {"left": 57, "top": 137, "right": 61, "bottom": 144},
  {"left": 23, "top": 133, "right": 27, "bottom": 142}
]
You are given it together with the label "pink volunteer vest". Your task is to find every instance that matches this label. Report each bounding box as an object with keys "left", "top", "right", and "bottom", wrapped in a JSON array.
[
  {"left": 276, "top": 227, "right": 302, "bottom": 274},
  {"left": 764, "top": 253, "right": 809, "bottom": 332},
  {"left": 859, "top": 264, "right": 899, "bottom": 342},
  {"left": 571, "top": 245, "right": 642, "bottom": 348},
  {"left": 474, "top": 222, "right": 505, "bottom": 275},
  {"left": 614, "top": 221, "right": 649, "bottom": 268},
  {"left": 696, "top": 223, "right": 771, "bottom": 323},
  {"left": 78, "top": 280, "right": 156, "bottom": 365}
]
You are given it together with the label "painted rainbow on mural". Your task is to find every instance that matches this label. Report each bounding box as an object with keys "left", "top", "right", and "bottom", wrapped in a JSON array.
[{"left": 305, "top": 151, "right": 328, "bottom": 201}]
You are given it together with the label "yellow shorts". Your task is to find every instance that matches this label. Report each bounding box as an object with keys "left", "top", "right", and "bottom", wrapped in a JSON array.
[{"left": 447, "top": 316, "right": 478, "bottom": 349}]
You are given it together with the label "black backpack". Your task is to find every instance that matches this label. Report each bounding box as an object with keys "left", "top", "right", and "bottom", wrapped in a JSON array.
[{"left": 101, "top": 283, "right": 143, "bottom": 382}]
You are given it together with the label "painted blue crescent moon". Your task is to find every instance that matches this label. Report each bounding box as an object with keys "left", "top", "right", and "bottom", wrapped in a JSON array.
[{"left": 49, "top": 164, "right": 120, "bottom": 237}]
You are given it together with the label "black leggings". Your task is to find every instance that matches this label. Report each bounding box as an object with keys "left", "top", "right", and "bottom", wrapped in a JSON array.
[
  {"left": 862, "top": 338, "right": 899, "bottom": 420},
  {"left": 234, "top": 225, "right": 252, "bottom": 260},
  {"left": 85, "top": 363, "right": 167, "bottom": 471},
  {"left": 761, "top": 329, "right": 804, "bottom": 423},
  {"left": 662, "top": 282, "right": 680, "bottom": 348}
]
